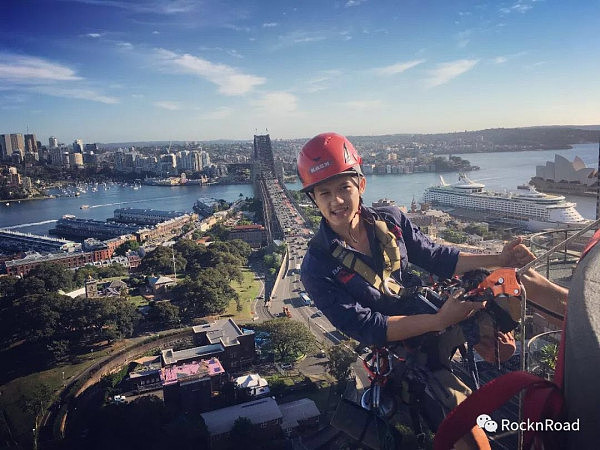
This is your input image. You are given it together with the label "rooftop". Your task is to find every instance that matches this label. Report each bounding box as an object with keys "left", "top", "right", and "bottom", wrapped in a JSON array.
[
  {"left": 162, "top": 357, "right": 224, "bottom": 385},
  {"left": 201, "top": 397, "right": 283, "bottom": 436},
  {"left": 279, "top": 398, "right": 320, "bottom": 430},
  {"left": 161, "top": 343, "right": 224, "bottom": 366},
  {"left": 192, "top": 318, "right": 254, "bottom": 347}
]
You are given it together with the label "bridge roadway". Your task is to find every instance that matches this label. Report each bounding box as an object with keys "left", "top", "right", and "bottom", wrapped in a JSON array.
[{"left": 255, "top": 174, "right": 373, "bottom": 390}]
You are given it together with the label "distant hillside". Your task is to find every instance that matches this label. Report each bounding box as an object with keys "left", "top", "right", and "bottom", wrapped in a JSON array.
[
  {"left": 347, "top": 126, "right": 600, "bottom": 151},
  {"left": 99, "top": 139, "right": 250, "bottom": 149},
  {"left": 98, "top": 125, "right": 600, "bottom": 151}
]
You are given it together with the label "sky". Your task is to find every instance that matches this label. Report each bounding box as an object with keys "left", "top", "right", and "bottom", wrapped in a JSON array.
[{"left": 1, "top": 0, "right": 600, "bottom": 144}]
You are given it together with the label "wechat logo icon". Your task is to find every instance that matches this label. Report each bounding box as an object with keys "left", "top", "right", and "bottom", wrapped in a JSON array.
[{"left": 476, "top": 414, "right": 498, "bottom": 433}]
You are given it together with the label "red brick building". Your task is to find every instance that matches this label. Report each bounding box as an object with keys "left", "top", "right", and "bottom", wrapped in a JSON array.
[{"left": 229, "top": 224, "right": 265, "bottom": 248}]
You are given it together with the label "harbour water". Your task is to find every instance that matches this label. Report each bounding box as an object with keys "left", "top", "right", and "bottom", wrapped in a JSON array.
[
  {"left": 1, "top": 143, "right": 597, "bottom": 236},
  {"left": 0, "top": 184, "right": 253, "bottom": 236},
  {"left": 288, "top": 142, "right": 599, "bottom": 221}
]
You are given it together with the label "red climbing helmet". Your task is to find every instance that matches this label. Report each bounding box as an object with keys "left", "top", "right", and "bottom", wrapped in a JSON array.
[{"left": 297, "top": 132, "right": 363, "bottom": 192}]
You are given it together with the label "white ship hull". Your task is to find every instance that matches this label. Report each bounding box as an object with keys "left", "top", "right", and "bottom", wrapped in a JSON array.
[{"left": 423, "top": 175, "right": 589, "bottom": 231}]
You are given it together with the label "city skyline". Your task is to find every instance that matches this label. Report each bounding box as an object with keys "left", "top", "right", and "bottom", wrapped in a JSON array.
[{"left": 1, "top": 0, "right": 600, "bottom": 144}]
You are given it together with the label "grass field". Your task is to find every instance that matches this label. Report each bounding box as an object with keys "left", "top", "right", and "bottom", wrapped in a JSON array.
[
  {"left": 222, "top": 267, "right": 262, "bottom": 321},
  {"left": 0, "top": 339, "right": 131, "bottom": 448}
]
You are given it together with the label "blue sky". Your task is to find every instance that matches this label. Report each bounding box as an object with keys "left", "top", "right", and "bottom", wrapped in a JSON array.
[{"left": 1, "top": 0, "right": 599, "bottom": 144}]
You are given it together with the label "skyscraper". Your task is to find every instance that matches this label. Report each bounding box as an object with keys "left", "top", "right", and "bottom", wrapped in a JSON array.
[
  {"left": 10, "top": 134, "right": 25, "bottom": 152},
  {"left": 24, "top": 134, "right": 38, "bottom": 153},
  {"left": 0, "top": 134, "right": 11, "bottom": 160},
  {"left": 201, "top": 151, "right": 211, "bottom": 168},
  {"left": 73, "top": 139, "right": 84, "bottom": 153},
  {"left": 49, "top": 136, "right": 58, "bottom": 148}
]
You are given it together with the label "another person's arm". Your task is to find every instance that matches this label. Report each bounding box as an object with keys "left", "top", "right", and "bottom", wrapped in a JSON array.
[{"left": 520, "top": 268, "right": 568, "bottom": 314}]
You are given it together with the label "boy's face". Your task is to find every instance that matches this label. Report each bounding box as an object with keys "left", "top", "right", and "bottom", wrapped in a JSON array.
[{"left": 311, "top": 174, "right": 365, "bottom": 229}]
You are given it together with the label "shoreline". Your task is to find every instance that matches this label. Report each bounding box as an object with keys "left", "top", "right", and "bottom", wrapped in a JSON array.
[{"left": 1, "top": 195, "right": 54, "bottom": 203}]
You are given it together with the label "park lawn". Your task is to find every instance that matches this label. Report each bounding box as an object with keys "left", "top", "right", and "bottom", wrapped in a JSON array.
[
  {"left": 1, "top": 358, "right": 97, "bottom": 446},
  {"left": 222, "top": 268, "right": 261, "bottom": 320},
  {"left": 128, "top": 295, "right": 148, "bottom": 308},
  {"left": 0, "top": 339, "right": 131, "bottom": 447}
]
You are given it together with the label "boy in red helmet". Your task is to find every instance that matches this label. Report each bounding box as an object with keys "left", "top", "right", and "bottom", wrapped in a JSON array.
[{"left": 298, "top": 132, "right": 565, "bottom": 450}]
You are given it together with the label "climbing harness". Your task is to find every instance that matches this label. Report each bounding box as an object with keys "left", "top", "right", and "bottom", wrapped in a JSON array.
[{"left": 331, "top": 218, "right": 404, "bottom": 296}]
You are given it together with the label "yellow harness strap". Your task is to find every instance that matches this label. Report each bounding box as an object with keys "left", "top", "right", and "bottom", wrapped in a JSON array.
[{"left": 331, "top": 219, "right": 404, "bottom": 296}]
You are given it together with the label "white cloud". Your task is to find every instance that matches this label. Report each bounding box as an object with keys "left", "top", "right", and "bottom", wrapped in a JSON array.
[
  {"left": 345, "top": 0, "right": 367, "bottom": 7},
  {"left": 0, "top": 53, "right": 118, "bottom": 104},
  {"left": 86, "top": 33, "right": 102, "bottom": 38},
  {"left": 425, "top": 59, "right": 479, "bottom": 88},
  {"left": 373, "top": 59, "right": 425, "bottom": 76},
  {"left": 456, "top": 30, "right": 472, "bottom": 48},
  {"left": 0, "top": 54, "right": 81, "bottom": 82},
  {"left": 263, "top": 22, "right": 278, "bottom": 28},
  {"left": 154, "top": 101, "right": 181, "bottom": 110},
  {"left": 69, "top": 0, "right": 198, "bottom": 15},
  {"left": 499, "top": 1, "right": 538, "bottom": 15},
  {"left": 155, "top": 49, "right": 265, "bottom": 96},
  {"left": 304, "top": 70, "right": 342, "bottom": 93},
  {"left": 224, "top": 24, "right": 251, "bottom": 32},
  {"left": 29, "top": 86, "right": 119, "bottom": 104},
  {"left": 117, "top": 42, "right": 133, "bottom": 49},
  {"left": 492, "top": 51, "right": 526, "bottom": 64},
  {"left": 153, "top": 31, "right": 160, "bottom": 34},
  {"left": 254, "top": 91, "right": 298, "bottom": 113},
  {"left": 274, "top": 31, "right": 328, "bottom": 49}
]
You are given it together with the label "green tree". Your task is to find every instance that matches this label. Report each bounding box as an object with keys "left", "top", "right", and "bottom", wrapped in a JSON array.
[
  {"left": 114, "top": 240, "right": 140, "bottom": 256},
  {"left": 440, "top": 229, "right": 468, "bottom": 244},
  {"left": 148, "top": 301, "right": 181, "bottom": 327},
  {"left": 173, "top": 238, "right": 204, "bottom": 261},
  {"left": 14, "top": 293, "right": 139, "bottom": 350},
  {"left": 92, "top": 296, "right": 139, "bottom": 343},
  {"left": 209, "top": 239, "right": 251, "bottom": 262},
  {"left": 207, "top": 223, "right": 230, "bottom": 240},
  {"left": 257, "top": 318, "right": 315, "bottom": 360},
  {"left": 0, "top": 276, "right": 19, "bottom": 306},
  {"left": 229, "top": 417, "right": 258, "bottom": 450},
  {"left": 17, "top": 262, "right": 74, "bottom": 296},
  {"left": 173, "top": 268, "right": 238, "bottom": 319},
  {"left": 139, "top": 245, "right": 187, "bottom": 275},
  {"left": 327, "top": 344, "right": 357, "bottom": 382},
  {"left": 22, "top": 383, "right": 53, "bottom": 448}
]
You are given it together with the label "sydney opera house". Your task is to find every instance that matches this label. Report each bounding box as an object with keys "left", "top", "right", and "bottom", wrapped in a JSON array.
[{"left": 530, "top": 154, "right": 598, "bottom": 196}]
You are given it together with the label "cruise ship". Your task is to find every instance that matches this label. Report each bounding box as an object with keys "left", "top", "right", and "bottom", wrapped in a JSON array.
[{"left": 423, "top": 174, "right": 589, "bottom": 231}]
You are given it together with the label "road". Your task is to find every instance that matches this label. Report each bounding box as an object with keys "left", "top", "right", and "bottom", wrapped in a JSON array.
[{"left": 260, "top": 179, "right": 372, "bottom": 391}]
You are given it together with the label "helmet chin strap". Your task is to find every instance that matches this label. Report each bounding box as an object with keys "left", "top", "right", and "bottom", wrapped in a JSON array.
[{"left": 347, "top": 199, "right": 363, "bottom": 243}]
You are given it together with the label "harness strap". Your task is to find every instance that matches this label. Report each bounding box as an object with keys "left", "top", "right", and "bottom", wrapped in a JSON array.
[{"left": 330, "top": 218, "right": 405, "bottom": 296}]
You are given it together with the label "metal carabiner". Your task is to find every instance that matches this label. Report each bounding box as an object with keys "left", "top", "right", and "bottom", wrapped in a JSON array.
[{"left": 382, "top": 277, "right": 398, "bottom": 297}]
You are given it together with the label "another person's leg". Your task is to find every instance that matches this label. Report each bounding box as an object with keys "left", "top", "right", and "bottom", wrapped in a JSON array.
[{"left": 427, "top": 369, "right": 491, "bottom": 450}]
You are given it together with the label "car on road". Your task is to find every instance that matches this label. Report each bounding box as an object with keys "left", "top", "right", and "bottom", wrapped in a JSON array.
[
  {"left": 280, "top": 362, "right": 293, "bottom": 370},
  {"left": 317, "top": 349, "right": 327, "bottom": 358},
  {"left": 112, "top": 395, "right": 126, "bottom": 404}
]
